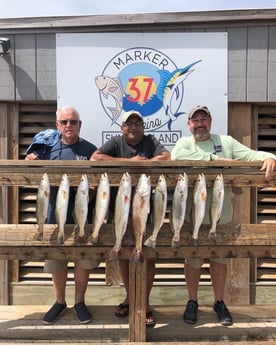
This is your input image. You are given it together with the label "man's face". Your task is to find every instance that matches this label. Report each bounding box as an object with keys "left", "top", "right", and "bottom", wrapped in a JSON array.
[
  {"left": 56, "top": 109, "right": 81, "bottom": 143},
  {"left": 187, "top": 111, "right": 212, "bottom": 141},
  {"left": 121, "top": 115, "right": 144, "bottom": 144}
]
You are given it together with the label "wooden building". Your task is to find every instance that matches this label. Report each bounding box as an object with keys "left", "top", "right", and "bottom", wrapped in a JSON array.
[{"left": 0, "top": 8, "right": 275, "bottom": 308}]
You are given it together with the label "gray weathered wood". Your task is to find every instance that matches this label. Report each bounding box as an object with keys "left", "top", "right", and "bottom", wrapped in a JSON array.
[
  {"left": 0, "top": 10, "right": 276, "bottom": 102},
  {"left": 14, "top": 34, "right": 36, "bottom": 100},
  {"left": 247, "top": 26, "right": 269, "bottom": 102}
]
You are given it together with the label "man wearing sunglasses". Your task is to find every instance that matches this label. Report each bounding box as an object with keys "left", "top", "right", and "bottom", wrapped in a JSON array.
[
  {"left": 91, "top": 110, "right": 170, "bottom": 327},
  {"left": 26, "top": 106, "right": 98, "bottom": 325}
]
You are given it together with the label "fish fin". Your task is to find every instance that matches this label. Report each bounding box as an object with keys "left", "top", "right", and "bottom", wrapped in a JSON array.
[
  {"left": 144, "top": 236, "right": 156, "bottom": 249},
  {"left": 171, "top": 239, "right": 180, "bottom": 249},
  {"left": 33, "top": 231, "right": 43, "bottom": 241}
]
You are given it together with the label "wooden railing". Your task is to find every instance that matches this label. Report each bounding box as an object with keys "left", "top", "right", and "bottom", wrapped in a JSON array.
[{"left": 0, "top": 160, "right": 275, "bottom": 342}]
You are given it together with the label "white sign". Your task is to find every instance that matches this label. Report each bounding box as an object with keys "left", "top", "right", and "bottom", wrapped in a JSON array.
[{"left": 56, "top": 32, "right": 228, "bottom": 150}]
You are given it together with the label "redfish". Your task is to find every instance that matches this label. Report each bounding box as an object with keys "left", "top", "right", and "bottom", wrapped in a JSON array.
[
  {"left": 192, "top": 173, "right": 207, "bottom": 246},
  {"left": 144, "top": 175, "right": 167, "bottom": 248},
  {"left": 130, "top": 174, "right": 151, "bottom": 263},
  {"left": 110, "top": 172, "right": 132, "bottom": 260},
  {"left": 208, "top": 174, "right": 224, "bottom": 242},
  {"left": 91, "top": 173, "right": 110, "bottom": 244},
  {"left": 170, "top": 173, "right": 188, "bottom": 248},
  {"left": 73, "top": 174, "right": 89, "bottom": 242},
  {"left": 55, "top": 173, "right": 69, "bottom": 244},
  {"left": 35, "top": 172, "right": 50, "bottom": 241}
]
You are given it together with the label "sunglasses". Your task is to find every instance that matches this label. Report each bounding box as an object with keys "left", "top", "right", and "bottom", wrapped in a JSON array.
[{"left": 58, "top": 119, "right": 79, "bottom": 125}]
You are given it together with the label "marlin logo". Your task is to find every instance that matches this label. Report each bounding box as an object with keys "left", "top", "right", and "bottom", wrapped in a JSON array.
[{"left": 157, "top": 60, "right": 202, "bottom": 130}]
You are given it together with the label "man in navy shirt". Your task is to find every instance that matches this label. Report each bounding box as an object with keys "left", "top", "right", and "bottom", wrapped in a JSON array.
[{"left": 26, "top": 106, "right": 98, "bottom": 325}]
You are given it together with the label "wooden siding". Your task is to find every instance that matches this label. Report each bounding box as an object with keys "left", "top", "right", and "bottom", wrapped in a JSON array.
[{"left": 0, "top": 10, "right": 276, "bottom": 102}]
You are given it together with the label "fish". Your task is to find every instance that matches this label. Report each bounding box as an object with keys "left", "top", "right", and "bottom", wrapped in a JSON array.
[
  {"left": 170, "top": 173, "right": 188, "bottom": 248},
  {"left": 157, "top": 60, "right": 202, "bottom": 130},
  {"left": 208, "top": 174, "right": 224, "bottom": 242},
  {"left": 34, "top": 172, "right": 50, "bottom": 241},
  {"left": 95, "top": 75, "right": 124, "bottom": 124},
  {"left": 130, "top": 174, "right": 151, "bottom": 263},
  {"left": 109, "top": 172, "right": 132, "bottom": 260},
  {"left": 73, "top": 174, "right": 89, "bottom": 242},
  {"left": 192, "top": 173, "right": 207, "bottom": 246},
  {"left": 55, "top": 173, "right": 70, "bottom": 244},
  {"left": 144, "top": 174, "right": 167, "bottom": 248},
  {"left": 91, "top": 172, "right": 110, "bottom": 244}
]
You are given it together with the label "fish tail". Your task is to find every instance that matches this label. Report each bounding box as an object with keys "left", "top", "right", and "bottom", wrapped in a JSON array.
[
  {"left": 109, "top": 247, "right": 119, "bottom": 261},
  {"left": 144, "top": 236, "right": 156, "bottom": 249},
  {"left": 129, "top": 249, "right": 144, "bottom": 263},
  {"left": 171, "top": 240, "right": 180, "bottom": 249}
]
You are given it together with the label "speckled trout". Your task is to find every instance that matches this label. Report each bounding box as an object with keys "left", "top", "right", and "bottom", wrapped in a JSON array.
[
  {"left": 55, "top": 173, "right": 69, "bottom": 244},
  {"left": 170, "top": 173, "right": 188, "bottom": 248},
  {"left": 130, "top": 174, "right": 151, "bottom": 263},
  {"left": 35, "top": 172, "right": 50, "bottom": 241},
  {"left": 91, "top": 172, "right": 110, "bottom": 244},
  {"left": 192, "top": 173, "right": 207, "bottom": 246},
  {"left": 110, "top": 172, "right": 132, "bottom": 260},
  {"left": 73, "top": 174, "right": 89, "bottom": 242},
  {"left": 208, "top": 173, "right": 224, "bottom": 241},
  {"left": 144, "top": 174, "right": 167, "bottom": 248}
]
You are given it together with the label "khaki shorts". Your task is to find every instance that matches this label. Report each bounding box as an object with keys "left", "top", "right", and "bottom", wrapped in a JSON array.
[
  {"left": 44, "top": 259, "right": 100, "bottom": 273},
  {"left": 185, "top": 258, "right": 230, "bottom": 269}
]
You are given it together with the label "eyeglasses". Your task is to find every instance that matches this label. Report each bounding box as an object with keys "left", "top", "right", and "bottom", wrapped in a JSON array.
[
  {"left": 58, "top": 119, "right": 79, "bottom": 126},
  {"left": 123, "top": 121, "right": 143, "bottom": 127}
]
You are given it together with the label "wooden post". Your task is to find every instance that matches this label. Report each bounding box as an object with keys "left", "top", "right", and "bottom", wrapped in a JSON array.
[
  {"left": 226, "top": 102, "right": 252, "bottom": 305},
  {"left": 128, "top": 259, "right": 146, "bottom": 342}
]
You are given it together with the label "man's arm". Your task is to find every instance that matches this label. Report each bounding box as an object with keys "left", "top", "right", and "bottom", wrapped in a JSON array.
[{"left": 150, "top": 150, "right": 171, "bottom": 161}]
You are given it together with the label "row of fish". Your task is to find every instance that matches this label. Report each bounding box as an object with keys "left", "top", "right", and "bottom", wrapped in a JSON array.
[
  {"left": 35, "top": 172, "right": 110, "bottom": 245},
  {"left": 35, "top": 171, "right": 224, "bottom": 258}
]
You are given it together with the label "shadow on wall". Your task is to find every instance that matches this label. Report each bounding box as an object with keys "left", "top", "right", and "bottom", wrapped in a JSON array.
[{"left": 4, "top": 54, "right": 42, "bottom": 100}]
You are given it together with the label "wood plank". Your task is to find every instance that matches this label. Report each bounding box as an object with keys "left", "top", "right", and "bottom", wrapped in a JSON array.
[
  {"left": 0, "top": 304, "right": 275, "bottom": 343},
  {"left": 247, "top": 26, "right": 269, "bottom": 102},
  {"left": 36, "top": 34, "right": 57, "bottom": 101},
  {"left": 228, "top": 28, "right": 247, "bottom": 102},
  {"left": 14, "top": 35, "right": 36, "bottom": 100},
  {"left": 0, "top": 103, "right": 10, "bottom": 304},
  {"left": 0, "top": 224, "right": 275, "bottom": 261},
  {"left": 0, "top": 160, "right": 274, "bottom": 188},
  {"left": 129, "top": 261, "right": 146, "bottom": 342},
  {"left": 268, "top": 26, "right": 276, "bottom": 101}
]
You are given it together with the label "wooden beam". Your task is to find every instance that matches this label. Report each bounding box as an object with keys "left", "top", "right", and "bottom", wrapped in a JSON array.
[
  {"left": 0, "top": 160, "right": 274, "bottom": 187},
  {"left": 0, "top": 223, "right": 275, "bottom": 260}
]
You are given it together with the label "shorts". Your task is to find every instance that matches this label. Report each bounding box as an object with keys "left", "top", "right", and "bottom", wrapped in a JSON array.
[
  {"left": 185, "top": 258, "right": 230, "bottom": 269},
  {"left": 44, "top": 259, "right": 100, "bottom": 273}
]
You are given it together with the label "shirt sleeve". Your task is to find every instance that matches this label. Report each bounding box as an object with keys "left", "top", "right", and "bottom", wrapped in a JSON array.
[
  {"left": 97, "top": 137, "right": 117, "bottom": 156},
  {"left": 222, "top": 135, "right": 276, "bottom": 161}
]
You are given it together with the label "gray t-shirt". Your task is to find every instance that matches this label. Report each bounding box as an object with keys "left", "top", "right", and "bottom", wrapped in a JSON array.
[{"left": 98, "top": 134, "right": 168, "bottom": 158}]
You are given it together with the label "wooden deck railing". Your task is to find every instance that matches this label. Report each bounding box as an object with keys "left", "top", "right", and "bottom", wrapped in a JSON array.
[{"left": 0, "top": 160, "right": 275, "bottom": 342}]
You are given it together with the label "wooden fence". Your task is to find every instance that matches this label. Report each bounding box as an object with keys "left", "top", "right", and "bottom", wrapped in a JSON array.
[{"left": 0, "top": 159, "right": 275, "bottom": 342}]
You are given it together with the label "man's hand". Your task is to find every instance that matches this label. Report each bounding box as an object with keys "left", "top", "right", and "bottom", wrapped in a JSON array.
[
  {"left": 25, "top": 153, "right": 40, "bottom": 160},
  {"left": 260, "top": 158, "right": 276, "bottom": 178}
]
